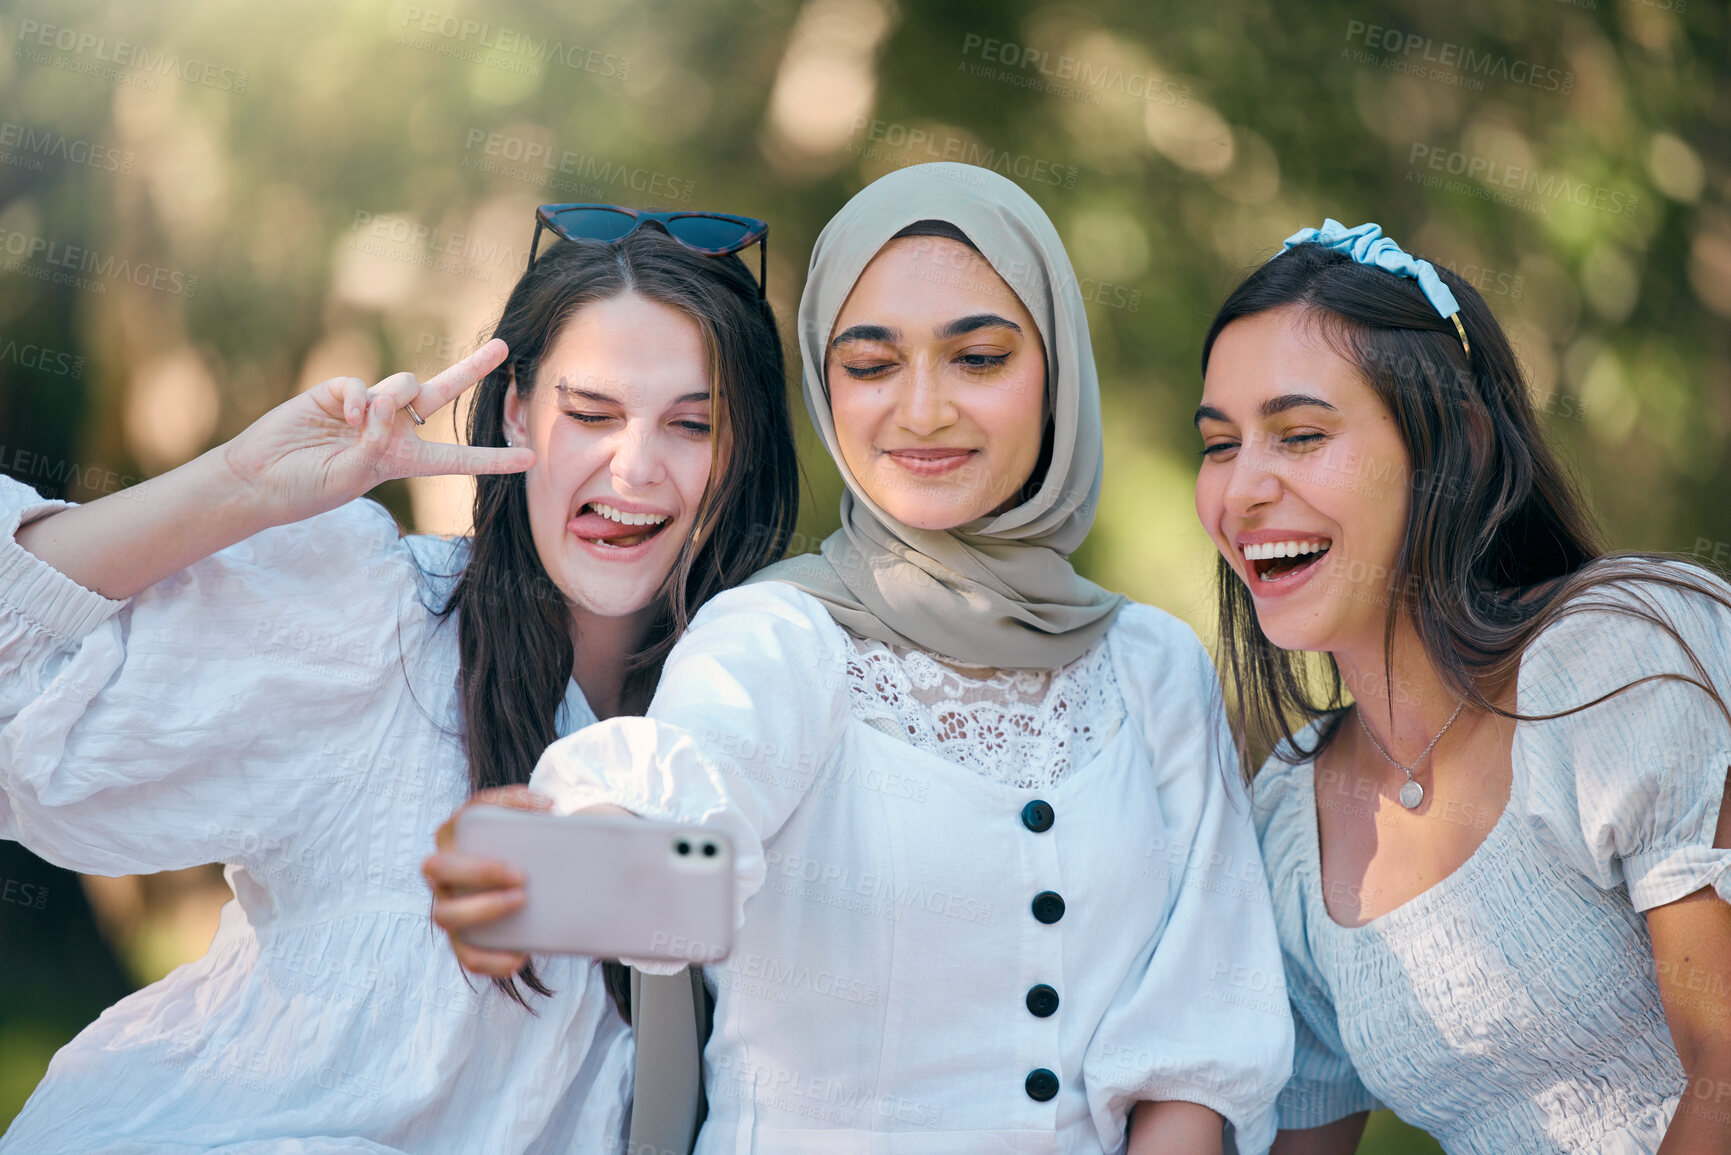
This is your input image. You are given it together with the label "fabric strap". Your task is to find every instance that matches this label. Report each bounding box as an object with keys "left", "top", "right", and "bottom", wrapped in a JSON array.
[{"left": 627, "top": 965, "right": 711, "bottom": 1155}]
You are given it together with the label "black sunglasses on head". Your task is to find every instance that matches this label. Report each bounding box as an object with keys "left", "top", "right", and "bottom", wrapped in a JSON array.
[{"left": 528, "top": 203, "right": 769, "bottom": 297}]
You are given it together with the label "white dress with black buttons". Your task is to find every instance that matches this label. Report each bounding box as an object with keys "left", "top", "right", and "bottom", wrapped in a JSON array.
[{"left": 529, "top": 580, "right": 1295, "bottom": 1154}]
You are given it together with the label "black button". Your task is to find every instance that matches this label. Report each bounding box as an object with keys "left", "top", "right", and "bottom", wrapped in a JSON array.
[
  {"left": 1031, "top": 891, "right": 1065, "bottom": 924},
  {"left": 1025, "top": 984, "right": 1059, "bottom": 1018},
  {"left": 1025, "top": 1068, "right": 1059, "bottom": 1101},
  {"left": 1020, "top": 799, "right": 1054, "bottom": 833}
]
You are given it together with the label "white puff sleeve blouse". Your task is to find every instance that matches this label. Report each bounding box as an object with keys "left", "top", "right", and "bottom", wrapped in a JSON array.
[
  {"left": 0, "top": 475, "right": 631, "bottom": 1154},
  {"left": 530, "top": 580, "right": 1294, "bottom": 1154}
]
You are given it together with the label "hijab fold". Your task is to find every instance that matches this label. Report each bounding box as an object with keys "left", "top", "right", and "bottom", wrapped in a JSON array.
[{"left": 749, "top": 162, "right": 1124, "bottom": 670}]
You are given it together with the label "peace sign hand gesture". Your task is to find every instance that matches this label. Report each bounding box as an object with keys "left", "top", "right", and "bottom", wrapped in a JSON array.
[
  {"left": 222, "top": 338, "right": 535, "bottom": 526},
  {"left": 14, "top": 339, "right": 540, "bottom": 603}
]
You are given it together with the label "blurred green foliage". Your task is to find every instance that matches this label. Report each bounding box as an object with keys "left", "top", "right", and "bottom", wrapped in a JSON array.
[{"left": 1, "top": 0, "right": 1726, "bottom": 1148}]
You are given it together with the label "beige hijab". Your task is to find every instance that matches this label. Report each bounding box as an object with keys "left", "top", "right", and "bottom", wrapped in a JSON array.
[{"left": 749, "top": 162, "right": 1124, "bottom": 670}]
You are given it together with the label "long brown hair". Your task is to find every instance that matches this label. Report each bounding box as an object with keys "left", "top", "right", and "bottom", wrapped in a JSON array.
[
  {"left": 444, "top": 229, "right": 798, "bottom": 1011},
  {"left": 1200, "top": 241, "right": 1731, "bottom": 778}
]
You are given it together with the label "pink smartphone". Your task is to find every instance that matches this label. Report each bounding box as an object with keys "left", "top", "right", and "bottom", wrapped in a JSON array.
[{"left": 452, "top": 807, "right": 735, "bottom": 963}]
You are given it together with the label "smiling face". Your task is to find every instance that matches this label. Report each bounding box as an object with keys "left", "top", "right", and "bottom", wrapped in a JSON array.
[
  {"left": 1194, "top": 306, "right": 1413, "bottom": 654},
  {"left": 824, "top": 236, "right": 1048, "bottom": 531},
  {"left": 503, "top": 291, "right": 716, "bottom": 620}
]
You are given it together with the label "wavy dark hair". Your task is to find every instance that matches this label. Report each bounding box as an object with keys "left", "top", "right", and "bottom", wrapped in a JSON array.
[
  {"left": 443, "top": 229, "right": 798, "bottom": 1014},
  {"left": 1200, "top": 241, "right": 1731, "bottom": 778}
]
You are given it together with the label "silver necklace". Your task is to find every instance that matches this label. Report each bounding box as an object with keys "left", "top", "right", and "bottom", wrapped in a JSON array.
[{"left": 1355, "top": 701, "right": 1465, "bottom": 809}]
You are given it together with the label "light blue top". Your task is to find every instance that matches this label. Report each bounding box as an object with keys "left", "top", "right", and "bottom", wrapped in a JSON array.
[{"left": 1253, "top": 565, "right": 1731, "bottom": 1154}]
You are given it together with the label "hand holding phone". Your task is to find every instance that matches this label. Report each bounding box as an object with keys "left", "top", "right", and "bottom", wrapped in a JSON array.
[{"left": 452, "top": 807, "right": 735, "bottom": 964}]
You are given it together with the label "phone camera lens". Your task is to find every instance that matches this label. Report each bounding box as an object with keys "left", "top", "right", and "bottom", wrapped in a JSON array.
[
  {"left": 701, "top": 843, "right": 717, "bottom": 857},
  {"left": 676, "top": 840, "right": 691, "bottom": 856}
]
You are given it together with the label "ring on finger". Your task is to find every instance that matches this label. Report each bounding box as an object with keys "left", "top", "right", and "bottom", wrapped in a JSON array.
[{"left": 405, "top": 402, "right": 427, "bottom": 426}]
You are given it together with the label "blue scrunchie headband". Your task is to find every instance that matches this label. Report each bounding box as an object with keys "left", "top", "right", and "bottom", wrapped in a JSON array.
[{"left": 1281, "top": 219, "right": 1471, "bottom": 356}]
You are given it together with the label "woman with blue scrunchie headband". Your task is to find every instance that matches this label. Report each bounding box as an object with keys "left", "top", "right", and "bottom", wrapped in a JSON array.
[{"left": 1194, "top": 219, "right": 1731, "bottom": 1153}]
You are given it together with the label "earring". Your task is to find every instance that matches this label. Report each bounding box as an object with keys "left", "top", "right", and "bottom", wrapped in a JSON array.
[{"left": 505, "top": 435, "right": 514, "bottom": 447}]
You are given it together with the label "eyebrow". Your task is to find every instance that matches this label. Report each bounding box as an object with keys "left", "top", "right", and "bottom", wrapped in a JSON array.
[
  {"left": 556, "top": 384, "right": 711, "bottom": 405},
  {"left": 936, "top": 313, "right": 1021, "bottom": 340},
  {"left": 830, "top": 324, "right": 897, "bottom": 348},
  {"left": 830, "top": 314, "right": 1022, "bottom": 349},
  {"left": 1192, "top": 393, "right": 1337, "bottom": 427}
]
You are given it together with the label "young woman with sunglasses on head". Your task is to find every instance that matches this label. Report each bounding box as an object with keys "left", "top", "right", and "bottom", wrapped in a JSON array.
[
  {"left": 428, "top": 164, "right": 1293, "bottom": 1154},
  {"left": 0, "top": 206, "right": 796, "bottom": 1152},
  {"left": 1193, "top": 222, "right": 1731, "bottom": 1154}
]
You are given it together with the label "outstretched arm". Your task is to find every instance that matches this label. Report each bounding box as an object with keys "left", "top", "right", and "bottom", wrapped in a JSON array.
[
  {"left": 17, "top": 339, "right": 529, "bottom": 599},
  {"left": 424, "top": 584, "right": 853, "bottom": 979}
]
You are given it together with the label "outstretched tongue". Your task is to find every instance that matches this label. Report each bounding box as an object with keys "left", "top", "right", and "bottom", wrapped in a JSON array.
[{"left": 569, "top": 508, "right": 666, "bottom": 546}]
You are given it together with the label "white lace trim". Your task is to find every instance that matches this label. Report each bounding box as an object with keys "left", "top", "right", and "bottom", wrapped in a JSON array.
[{"left": 842, "top": 633, "right": 1125, "bottom": 789}]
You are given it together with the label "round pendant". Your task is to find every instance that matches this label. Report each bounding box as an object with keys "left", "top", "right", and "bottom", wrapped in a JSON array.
[{"left": 1398, "top": 779, "right": 1425, "bottom": 809}]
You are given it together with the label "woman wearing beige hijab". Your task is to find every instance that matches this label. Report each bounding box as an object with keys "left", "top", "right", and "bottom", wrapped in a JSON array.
[{"left": 428, "top": 163, "right": 1293, "bottom": 1153}]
